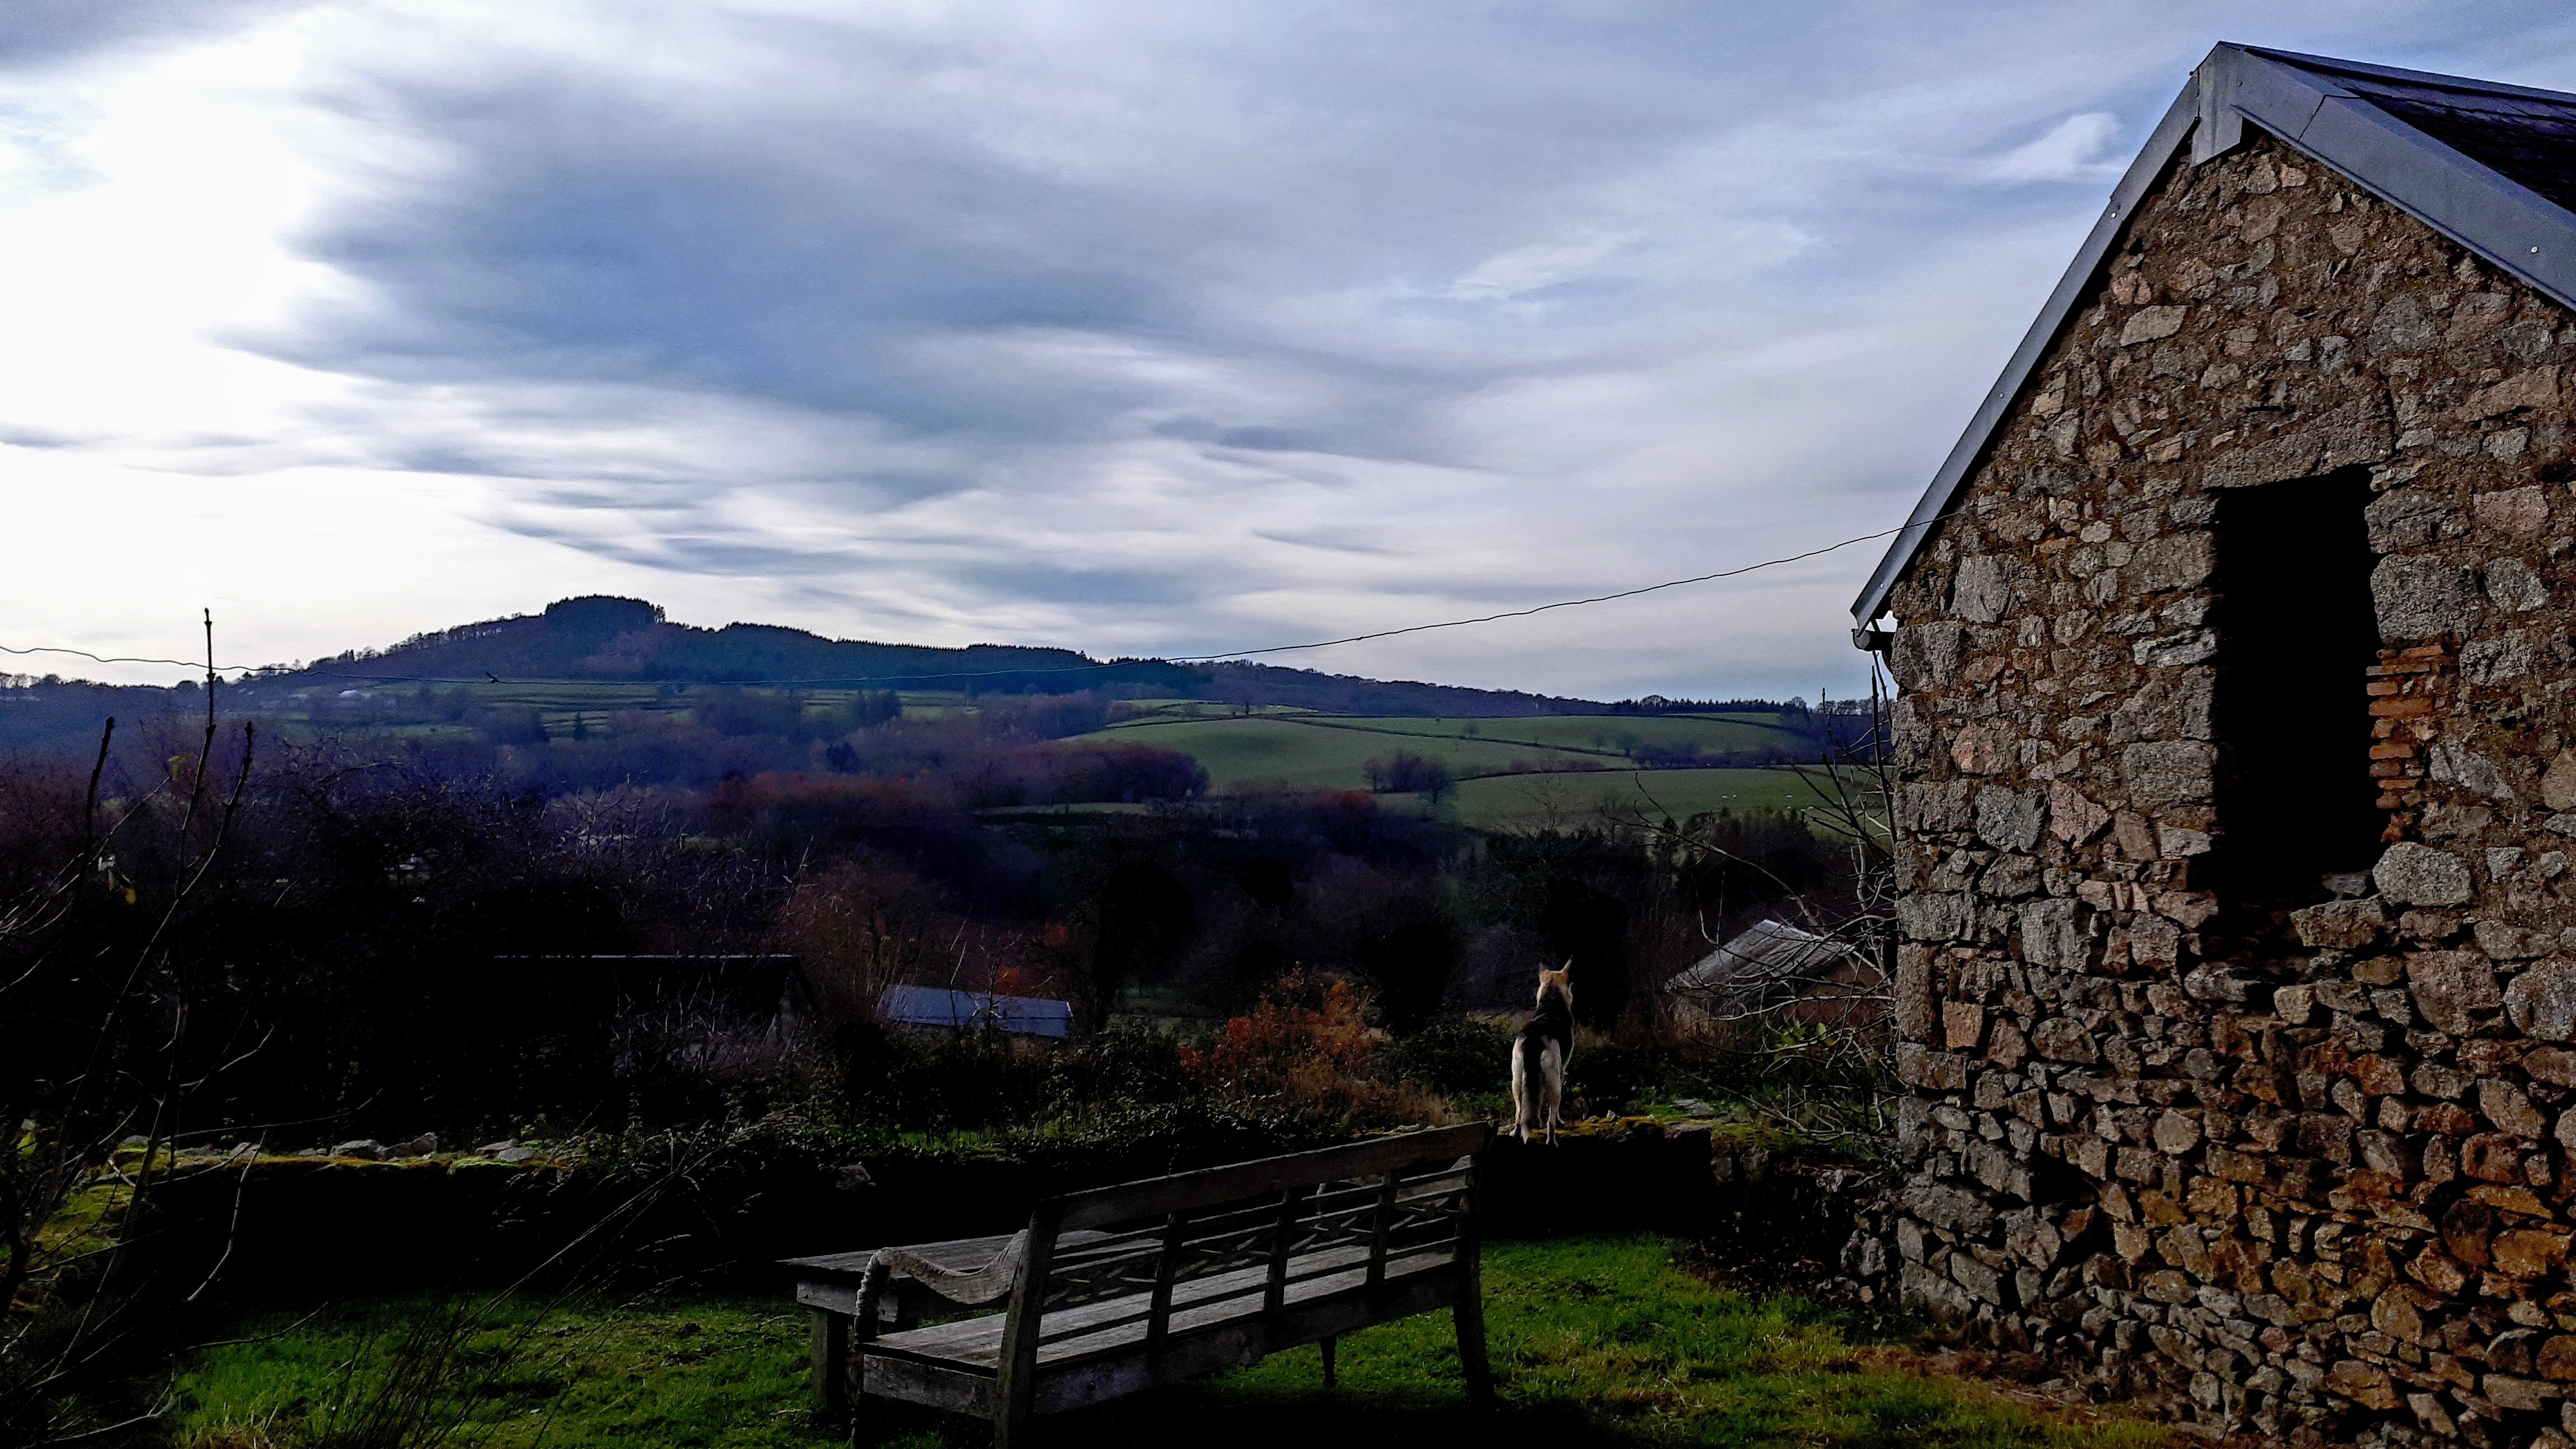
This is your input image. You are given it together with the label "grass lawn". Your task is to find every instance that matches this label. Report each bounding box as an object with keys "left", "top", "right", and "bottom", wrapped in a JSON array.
[{"left": 173, "top": 1237, "right": 2163, "bottom": 1449}]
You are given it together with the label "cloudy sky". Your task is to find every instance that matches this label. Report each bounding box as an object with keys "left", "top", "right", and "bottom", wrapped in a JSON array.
[{"left": 6, "top": 2, "right": 2575, "bottom": 699}]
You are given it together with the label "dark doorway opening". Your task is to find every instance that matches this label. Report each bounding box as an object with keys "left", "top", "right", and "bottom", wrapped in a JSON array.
[{"left": 2205, "top": 467, "right": 2384, "bottom": 906}]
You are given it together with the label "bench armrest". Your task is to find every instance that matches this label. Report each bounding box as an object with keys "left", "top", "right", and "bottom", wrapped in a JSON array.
[{"left": 869, "top": 1229, "right": 1030, "bottom": 1310}]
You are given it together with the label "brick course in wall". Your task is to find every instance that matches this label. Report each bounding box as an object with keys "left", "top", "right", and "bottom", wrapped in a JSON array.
[{"left": 1859, "top": 132, "right": 2576, "bottom": 1448}]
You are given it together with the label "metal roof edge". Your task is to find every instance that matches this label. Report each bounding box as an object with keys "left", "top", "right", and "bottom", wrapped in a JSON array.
[
  {"left": 2230, "top": 56, "right": 2576, "bottom": 313},
  {"left": 1847, "top": 73, "right": 2204, "bottom": 630},
  {"left": 2243, "top": 45, "right": 2576, "bottom": 108},
  {"left": 1848, "top": 43, "right": 2576, "bottom": 636}
]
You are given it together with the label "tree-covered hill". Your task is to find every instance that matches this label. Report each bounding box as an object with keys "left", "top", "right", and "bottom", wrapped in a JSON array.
[{"left": 247, "top": 595, "right": 1628, "bottom": 717}]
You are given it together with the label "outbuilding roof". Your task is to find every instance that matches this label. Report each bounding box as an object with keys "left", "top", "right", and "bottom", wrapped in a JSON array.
[
  {"left": 1667, "top": 917, "right": 1855, "bottom": 993},
  {"left": 1850, "top": 43, "right": 2576, "bottom": 636},
  {"left": 878, "top": 983, "right": 1073, "bottom": 1038}
]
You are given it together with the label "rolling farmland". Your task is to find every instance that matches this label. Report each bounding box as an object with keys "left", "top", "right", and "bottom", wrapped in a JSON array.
[
  {"left": 1081, "top": 713, "right": 1595, "bottom": 789},
  {"left": 1073, "top": 707, "right": 1843, "bottom": 830},
  {"left": 263, "top": 681, "right": 1848, "bottom": 834},
  {"left": 1086, "top": 708, "right": 1819, "bottom": 787}
]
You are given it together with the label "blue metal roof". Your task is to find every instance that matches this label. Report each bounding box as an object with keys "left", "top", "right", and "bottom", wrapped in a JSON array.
[{"left": 878, "top": 984, "right": 1073, "bottom": 1038}]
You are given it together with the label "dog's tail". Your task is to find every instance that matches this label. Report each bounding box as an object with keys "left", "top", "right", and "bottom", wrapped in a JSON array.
[{"left": 1509, "top": 1034, "right": 1533, "bottom": 1145}]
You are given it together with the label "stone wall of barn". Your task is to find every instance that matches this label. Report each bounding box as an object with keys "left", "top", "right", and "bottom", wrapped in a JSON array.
[{"left": 1865, "top": 130, "right": 2576, "bottom": 1447}]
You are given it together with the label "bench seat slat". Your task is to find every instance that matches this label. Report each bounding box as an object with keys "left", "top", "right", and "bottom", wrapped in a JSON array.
[
  {"left": 1023, "top": 1234, "right": 1462, "bottom": 1348},
  {"left": 860, "top": 1241, "right": 1456, "bottom": 1374}
]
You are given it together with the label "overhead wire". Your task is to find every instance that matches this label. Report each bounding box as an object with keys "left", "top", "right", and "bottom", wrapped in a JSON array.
[
  {"left": 1, "top": 510, "right": 1947, "bottom": 690},
  {"left": 1, "top": 643, "right": 229, "bottom": 673}
]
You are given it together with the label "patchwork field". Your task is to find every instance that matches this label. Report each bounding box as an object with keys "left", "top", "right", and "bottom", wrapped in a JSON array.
[
  {"left": 1081, "top": 715, "right": 1597, "bottom": 789},
  {"left": 1085, "top": 711, "right": 1816, "bottom": 791},
  {"left": 1446, "top": 766, "right": 1835, "bottom": 830},
  {"left": 1340, "top": 711, "right": 1814, "bottom": 757},
  {"left": 269, "top": 685, "right": 1846, "bottom": 832}
]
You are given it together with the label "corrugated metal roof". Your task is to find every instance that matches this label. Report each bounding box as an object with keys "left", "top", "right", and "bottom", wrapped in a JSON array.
[
  {"left": 1851, "top": 44, "right": 2576, "bottom": 634},
  {"left": 878, "top": 984, "right": 1072, "bottom": 1038},
  {"left": 1668, "top": 917, "right": 1854, "bottom": 992},
  {"left": 2317, "top": 61, "right": 2576, "bottom": 216}
]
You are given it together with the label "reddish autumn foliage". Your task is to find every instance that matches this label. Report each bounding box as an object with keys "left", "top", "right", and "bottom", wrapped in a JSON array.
[{"left": 1178, "top": 970, "right": 1441, "bottom": 1125}]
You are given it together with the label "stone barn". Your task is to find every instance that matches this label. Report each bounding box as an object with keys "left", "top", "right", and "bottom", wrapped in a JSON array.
[{"left": 1849, "top": 44, "right": 2576, "bottom": 1447}]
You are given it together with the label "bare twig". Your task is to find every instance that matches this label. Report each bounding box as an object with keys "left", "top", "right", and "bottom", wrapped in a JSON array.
[
  {"left": 1633, "top": 663, "right": 1901, "bottom": 1147},
  {"left": 1, "top": 613, "right": 266, "bottom": 1443}
]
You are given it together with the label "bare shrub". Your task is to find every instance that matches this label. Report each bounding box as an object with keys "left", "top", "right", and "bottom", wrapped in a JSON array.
[
  {"left": 1178, "top": 971, "right": 1441, "bottom": 1125},
  {"left": 4, "top": 625, "right": 261, "bottom": 1442},
  {"left": 1635, "top": 666, "right": 1900, "bottom": 1144},
  {"left": 778, "top": 854, "right": 942, "bottom": 1026}
]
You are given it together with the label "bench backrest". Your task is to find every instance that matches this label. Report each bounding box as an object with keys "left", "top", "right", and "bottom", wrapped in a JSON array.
[{"left": 1010, "top": 1124, "right": 1489, "bottom": 1352}]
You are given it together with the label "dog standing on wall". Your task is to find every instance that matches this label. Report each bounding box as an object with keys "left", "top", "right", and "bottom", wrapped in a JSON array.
[{"left": 1509, "top": 963, "right": 1575, "bottom": 1145}]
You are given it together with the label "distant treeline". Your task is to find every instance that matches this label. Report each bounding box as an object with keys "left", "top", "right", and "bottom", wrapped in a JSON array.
[
  {"left": 0, "top": 676, "right": 214, "bottom": 754},
  {"left": 1600, "top": 695, "right": 1811, "bottom": 716},
  {"left": 381, "top": 690, "right": 1205, "bottom": 801}
]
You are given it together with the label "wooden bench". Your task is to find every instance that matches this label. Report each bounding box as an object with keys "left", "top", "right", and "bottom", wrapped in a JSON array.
[{"left": 784, "top": 1124, "right": 1493, "bottom": 1445}]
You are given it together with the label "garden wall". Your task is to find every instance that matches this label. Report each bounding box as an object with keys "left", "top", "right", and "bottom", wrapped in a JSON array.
[{"left": 155, "top": 1121, "right": 1866, "bottom": 1299}]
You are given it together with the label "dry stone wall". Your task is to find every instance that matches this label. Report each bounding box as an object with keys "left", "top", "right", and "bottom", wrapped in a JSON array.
[{"left": 1866, "top": 132, "right": 2576, "bottom": 1448}]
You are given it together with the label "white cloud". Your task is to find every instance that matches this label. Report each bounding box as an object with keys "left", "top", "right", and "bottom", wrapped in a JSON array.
[
  {"left": 4, "top": 1, "right": 2576, "bottom": 702},
  {"left": 1448, "top": 230, "right": 1639, "bottom": 298},
  {"left": 1980, "top": 111, "right": 2129, "bottom": 183}
]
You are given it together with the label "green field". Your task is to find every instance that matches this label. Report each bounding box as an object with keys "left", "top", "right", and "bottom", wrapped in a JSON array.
[
  {"left": 1447, "top": 768, "right": 1831, "bottom": 830},
  {"left": 1338, "top": 712, "right": 1812, "bottom": 758},
  {"left": 1079, "top": 716, "right": 1592, "bottom": 789},
  {"left": 172, "top": 1237, "right": 2163, "bottom": 1449},
  {"left": 276, "top": 687, "right": 1844, "bottom": 832},
  {"left": 283, "top": 684, "right": 1819, "bottom": 783},
  {"left": 1085, "top": 712, "right": 1812, "bottom": 792},
  {"left": 968, "top": 768, "right": 1835, "bottom": 833}
]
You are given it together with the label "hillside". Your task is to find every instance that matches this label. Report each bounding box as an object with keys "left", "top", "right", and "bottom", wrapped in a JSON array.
[{"left": 242, "top": 595, "right": 1628, "bottom": 718}]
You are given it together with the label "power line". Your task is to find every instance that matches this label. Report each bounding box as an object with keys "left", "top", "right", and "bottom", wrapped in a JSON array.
[
  {"left": 2, "top": 513, "right": 1931, "bottom": 691},
  {"left": 1161, "top": 522, "right": 1915, "bottom": 662},
  {"left": 1, "top": 643, "right": 225, "bottom": 673}
]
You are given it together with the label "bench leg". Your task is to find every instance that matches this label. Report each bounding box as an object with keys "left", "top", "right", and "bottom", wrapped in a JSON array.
[
  {"left": 1320, "top": 1336, "right": 1337, "bottom": 1388},
  {"left": 809, "top": 1309, "right": 850, "bottom": 1422},
  {"left": 993, "top": 1398, "right": 1031, "bottom": 1449},
  {"left": 849, "top": 1355, "right": 885, "bottom": 1448},
  {"left": 1453, "top": 1299, "right": 1492, "bottom": 1409}
]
